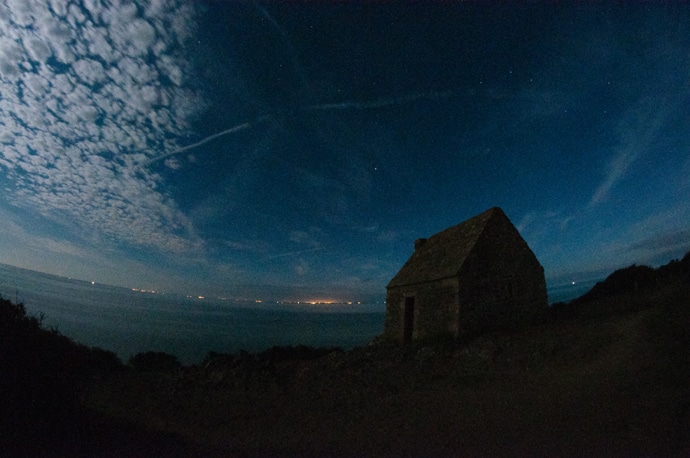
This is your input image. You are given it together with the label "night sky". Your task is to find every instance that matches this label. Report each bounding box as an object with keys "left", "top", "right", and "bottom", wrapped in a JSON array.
[{"left": 1, "top": 1, "right": 689, "bottom": 301}]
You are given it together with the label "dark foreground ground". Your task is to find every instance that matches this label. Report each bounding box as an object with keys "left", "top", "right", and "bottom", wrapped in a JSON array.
[{"left": 2, "top": 255, "right": 690, "bottom": 457}]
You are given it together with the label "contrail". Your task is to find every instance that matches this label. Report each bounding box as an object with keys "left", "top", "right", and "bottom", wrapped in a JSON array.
[
  {"left": 144, "top": 116, "right": 269, "bottom": 166},
  {"left": 304, "top": 90, "right": 454, "bottom": 111},
  {"left": 252, "top": 1, "right": 311, "bottom": 96},
  {"left": 144, "top": 90, "right": 454, "bottom": 165},
  {"left": 268, "top": 246, "right": 326, "bottom": 260}
]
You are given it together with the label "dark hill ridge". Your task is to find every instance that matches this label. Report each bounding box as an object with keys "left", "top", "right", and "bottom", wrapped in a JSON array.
[
  {"left": 550, "top": 250, "right": 690, "bottom": 320},
  {"left": 576, "top": 250, "right": 690, "bottom": 303},
  {"left": 1, "top": 252, "right": 690, "bottom": 456}
]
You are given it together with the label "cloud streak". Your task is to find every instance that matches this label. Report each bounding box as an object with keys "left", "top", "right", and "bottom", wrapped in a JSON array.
[
  {"left": 589, "top": 97, "right": 674, "bottom": 207},
  {"left": 252, "top": 1, "right": 311, "bottom": 95},
  {"left": 303, "top": 90, "right": 454, "bottom": 112},
  {"left": 267, "top": 246, "right": 326, "bottom": 260}
]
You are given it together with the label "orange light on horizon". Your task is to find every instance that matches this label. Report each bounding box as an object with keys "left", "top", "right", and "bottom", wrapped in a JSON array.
[
  {"left": 305, "top": 299, "right": 338, "bottom": 305},
  {"left": 275, "top": 299, "right": 361, "bottom": 306}
]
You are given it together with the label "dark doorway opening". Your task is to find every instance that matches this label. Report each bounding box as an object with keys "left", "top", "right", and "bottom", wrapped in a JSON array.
[{"left": 403, "top": 296, "right": 415, "bottom": 344}]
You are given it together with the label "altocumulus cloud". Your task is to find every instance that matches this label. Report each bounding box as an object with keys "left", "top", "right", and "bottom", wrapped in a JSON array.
[{"left": 0, "top": 0, "right": 204, "bottom": 252}]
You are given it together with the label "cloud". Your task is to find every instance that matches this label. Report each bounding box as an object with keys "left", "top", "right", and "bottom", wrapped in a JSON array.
[
  {"left": 629, "top": 230, "right": 690, "bottom": 255},
  {"left": 252, "top": 2, "right": 310, "bottom": 94},
  {"left": 623, "top": 205, "right": 690, "bottom": 254},
  {"left": 515, "top": 212, "right": 536, "bottom": 233},
  {"left": 163, "top": 157, "right": 181, "bottom": 170},
  {"left": 589, "top": 97, "right": 675, "bottom": 207},
  {"left": 288, "top": 228, "right": 324, "bottom": 248},
  {"left": 0, "top": 204, "right": 191, "bottom": 289},
  {"left": 0, "top": 206, "right": 89, "bottom": 259},
  {"left": 376, "top": 230, "right": 400, "bottom": 243},
  {"left": 0, "top": 0, "right": 204, "bottom": 253},
  {"left": 224, "top": 240, "right": 271, "bottom": 254},
  {"left": 589, "top": 151, "right": 636, "bottom": 207},
  {"left": 268, "top": 246, "right": 325, "bottom": 260},
  {"left": 304, "top": 90, "right": 454, "bottom": 112}
]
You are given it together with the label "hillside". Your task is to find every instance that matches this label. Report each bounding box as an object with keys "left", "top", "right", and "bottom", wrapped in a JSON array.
[{"left": 2, "top": 252, "right": 690, "bottom": 456}]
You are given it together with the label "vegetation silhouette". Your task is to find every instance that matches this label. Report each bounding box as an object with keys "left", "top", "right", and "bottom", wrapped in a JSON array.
[
  {"left": 0, "top": 297, "right": 121, "bottom": 452},
  {"left": 128, "top": 351, "right": 182, "bottom": 372},
  {"left": 550, "top": 250, "right": 690, "bottom": 319}
]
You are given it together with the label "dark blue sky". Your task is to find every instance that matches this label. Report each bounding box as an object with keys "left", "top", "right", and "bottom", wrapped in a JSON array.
[{"left": 1, "top": 1, "right": 689, "bottom": 301}]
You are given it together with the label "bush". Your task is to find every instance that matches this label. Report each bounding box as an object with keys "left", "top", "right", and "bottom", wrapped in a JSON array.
[
  {"left": 577, "top": 264, "right": 657, "bottom": 303},
  {"left": 257, "top": 345, "right": 343, "bottom": 364},
  {"left": 0, "top": 296, "right": 41, "bottom": 331},
  {"left": 0, "top": 297, "right": 123, "bottom": 450},
  {"left": 128, "top": 351, "right": 181, "bottom": 372}
]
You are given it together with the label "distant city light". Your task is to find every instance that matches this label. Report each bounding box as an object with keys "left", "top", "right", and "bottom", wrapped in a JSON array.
[{"left": 132, "top": 288, "right": 157, "bottom": 294}]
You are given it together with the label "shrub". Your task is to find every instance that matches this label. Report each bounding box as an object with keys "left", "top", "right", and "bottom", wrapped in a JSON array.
[
  {"left": 257, "top": 345, "right": 343, "bottom": 364},
  {"left": 128, "top": 351, "right": 181, "bottom": 372},
  {"left": 577, "top": 264, "right": 657, "bottom": 303},
  {"left": 0, "top": 296, "right": 41, "bottom": 331},
  {"left": 0, "top": 297, "right": 123, "bottom": 450}
]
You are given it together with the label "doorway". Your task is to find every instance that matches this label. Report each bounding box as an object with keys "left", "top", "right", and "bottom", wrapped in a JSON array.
[{"left": 403, "top": 296, "right": 415, "bottom": 344}]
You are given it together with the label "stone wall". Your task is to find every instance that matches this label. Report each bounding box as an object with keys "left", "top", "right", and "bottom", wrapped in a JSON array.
[
  {"left": 384, "top": 277, "right": 459, "bottom": 344},
  {"left": 456, "top": 214, "right": 547, "bottom": 336}
]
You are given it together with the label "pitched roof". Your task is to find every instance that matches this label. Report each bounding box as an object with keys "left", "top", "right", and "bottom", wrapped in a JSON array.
[{"left": 387, "top": 207, "right": 508, "bottom": 288}]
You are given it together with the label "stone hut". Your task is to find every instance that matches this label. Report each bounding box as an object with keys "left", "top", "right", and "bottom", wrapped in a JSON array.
[{"left": 384, "top": 207, "right": 547, "bottom": 344}]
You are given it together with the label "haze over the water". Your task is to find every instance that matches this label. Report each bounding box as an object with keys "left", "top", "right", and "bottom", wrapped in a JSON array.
[
  {"left": 0, "top": 262, "right": 597, "bottom": 363},
  {"left": 0, "top": 263, "right": 388, "bottom": 364}
]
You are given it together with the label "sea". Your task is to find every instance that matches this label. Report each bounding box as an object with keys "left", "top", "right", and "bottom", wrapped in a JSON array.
[{"left": 0, "top": 263, "right": 596, "bottom": 364}]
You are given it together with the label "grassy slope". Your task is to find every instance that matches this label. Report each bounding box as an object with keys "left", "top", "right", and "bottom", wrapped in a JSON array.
[
  {"left": 2, "top": 253, "right": 689, "bottom": 456},
  {"left": 0, "top": 298, "right": 208, "bottom": 456},
  {"left": 87, "top": 271, "right": 690, "bottom": 456}
]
